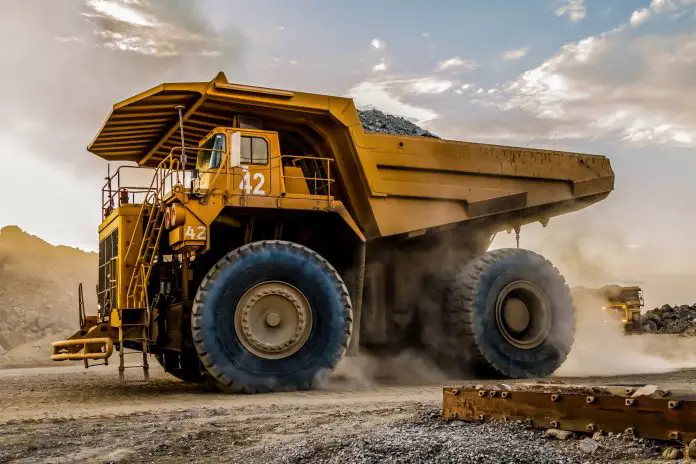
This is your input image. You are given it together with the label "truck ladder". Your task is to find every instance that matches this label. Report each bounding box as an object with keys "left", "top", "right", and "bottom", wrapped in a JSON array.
[
  {"left": 117, "top": 307, "right": 150, "bottom": 383},
  {"left": 120, "top": 157, "right": 176, "bottom": 382},
  {"left": 125, "top": 188, "right": 165, "bottom": 309}
]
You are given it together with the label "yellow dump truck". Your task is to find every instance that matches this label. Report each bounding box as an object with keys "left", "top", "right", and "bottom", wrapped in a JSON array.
[
  {"left": 51, "top": 72, "right": 614, "bottom": 392},
  {"left": 572, "top": 285, "right": 645, "bottom": 334}
]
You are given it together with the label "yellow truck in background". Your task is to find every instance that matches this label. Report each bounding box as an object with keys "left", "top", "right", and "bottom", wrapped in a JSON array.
[{"left": 572, "top": 285, "right": 645, "bottom": 334}]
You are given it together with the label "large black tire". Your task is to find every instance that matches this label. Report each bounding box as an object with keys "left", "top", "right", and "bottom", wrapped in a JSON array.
[
  {"left": 444, "top": 248, "right": 576, "bottom": 378},
  {"left": 191, "top": 240, "right": 353, "bottom": 393}
]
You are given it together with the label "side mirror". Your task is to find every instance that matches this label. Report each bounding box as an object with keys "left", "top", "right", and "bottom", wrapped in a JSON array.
[{"left": 230, "top": 132, "right": 241, "bottom": 168}]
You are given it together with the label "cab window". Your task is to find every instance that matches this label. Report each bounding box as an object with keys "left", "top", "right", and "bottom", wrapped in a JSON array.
[
  {"left": 196, "top": 133, "right": 226, "bottom": 171},
  {"left": 240, "top": 136, "right": 269, "bottom": 165}
]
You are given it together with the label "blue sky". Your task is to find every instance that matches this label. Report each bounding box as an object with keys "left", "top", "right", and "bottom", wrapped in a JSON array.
[{"left": 0, "top": 0, "right": 695, "bottom": 305}]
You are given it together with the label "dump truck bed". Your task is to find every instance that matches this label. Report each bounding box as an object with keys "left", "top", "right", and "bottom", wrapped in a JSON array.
[{"left": 88, "top": 72, "right": 614, "bottom": 239}]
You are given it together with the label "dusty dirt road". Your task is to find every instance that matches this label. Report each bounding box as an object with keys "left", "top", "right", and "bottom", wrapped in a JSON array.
[{"left": 2, "top": 353, "right": 695, "bottom": 464}]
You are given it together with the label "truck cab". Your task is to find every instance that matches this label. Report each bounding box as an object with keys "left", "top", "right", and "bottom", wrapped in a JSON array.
[{"left": 191, "top": 127, "right": 320, "bottom": 199}]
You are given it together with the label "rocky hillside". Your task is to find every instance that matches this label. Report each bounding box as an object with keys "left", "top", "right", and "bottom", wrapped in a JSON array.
[{"left": 0, "top": 226, "right": 97, "bottom": 365}]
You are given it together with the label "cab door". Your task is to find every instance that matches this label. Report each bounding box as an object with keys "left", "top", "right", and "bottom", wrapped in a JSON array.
[{"left": 230, "top": 130, "right": 280, "bottom": 197}]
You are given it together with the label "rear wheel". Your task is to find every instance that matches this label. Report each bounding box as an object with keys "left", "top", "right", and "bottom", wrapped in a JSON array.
[
  {"left": 443, "top": 248, "right": 576, "bottom": 378},
  {"left": 191, "top": 240, "right": 353, "bottom": 393}
]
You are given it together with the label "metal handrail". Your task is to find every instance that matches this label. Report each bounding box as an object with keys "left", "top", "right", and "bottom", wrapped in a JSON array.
[
  {"left": 101, "top": 148, "right": 337, "bottom": 221},
  {"left": 124, "top": 148, "right": 186, "bottom": 308},
  {"left": 280, "top": 155, "right": 335, "bottom": 204}
]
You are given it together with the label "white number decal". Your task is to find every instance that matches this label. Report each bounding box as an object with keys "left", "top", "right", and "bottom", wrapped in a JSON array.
[
  {"left": 239, "top": 169, "right": 251, "bottom": 193},
  {"left": 185, "top": 225, "right": 206, "bottom": 241},
  {"left": 238, "top": 168, "right": 266, "bottom": 196},
  {"left": 252, "top": 172, "right": 266, "bottom": 195}
]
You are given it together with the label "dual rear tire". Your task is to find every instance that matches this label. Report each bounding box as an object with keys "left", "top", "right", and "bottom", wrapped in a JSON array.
[{"left": 440, "top": 248, "right": 576, "bottom": 378}]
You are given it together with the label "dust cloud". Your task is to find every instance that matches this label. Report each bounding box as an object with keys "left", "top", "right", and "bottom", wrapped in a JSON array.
[
  {"left": 554, "top": 291, "right": 696, "bottom": 377},
  {"left": 328, "top": 350, "right": 451, "bottom": 390}
]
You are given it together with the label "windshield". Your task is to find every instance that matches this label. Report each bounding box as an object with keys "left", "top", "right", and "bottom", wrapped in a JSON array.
[{"left": 196, "top": 133, "right": 226, "bottom": 171}]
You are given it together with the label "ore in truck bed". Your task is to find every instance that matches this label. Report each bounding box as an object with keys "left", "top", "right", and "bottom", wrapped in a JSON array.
[{"left": 357, "top": 108, "right": 440, "bottom": 139}]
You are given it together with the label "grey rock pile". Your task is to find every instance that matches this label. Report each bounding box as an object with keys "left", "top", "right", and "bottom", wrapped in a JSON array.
[
  {"left": 357, "top": 108, "right": 440, "bottom": 139},
  {"left": 641, "top": 304, "right": 696, "bottom": 335}
]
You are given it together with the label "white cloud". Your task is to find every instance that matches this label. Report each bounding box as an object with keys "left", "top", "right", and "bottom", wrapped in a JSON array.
[
  {"left": 346, "top": 80, "right": 438, "bottom": 125},
  {"left": 371, "top": 38, "right": 384, "bottom": 49},
  {"left": 650, "top": 0, "right": 696, "bottom": 15},
  {"left": 54, "top": 36, "right": 85, "bottom": 43},
  {"left": 437, "top": 56, "right": 476, "bottom": 70},
  {"left": 482, "top": 20, "right": 696, "bottom": 146},
  {"left": 651, "top": 0, "right": 667, "bottom": 10},
  {"left": 651, "top": 0, "right": 692, "bottom": 12},
  {"left": 461, "top": 83, "right": 472, "bottom": 90},
  {"left": 82, "top": 0, "right": 238, "bottom": 58},
  {"left": 85, "top": 0, "right": 156, "bottom": 27},
  {"left": 405, "top": 77, "right": 453, "bottom": 94},
  {"left": 502, "top": 47, "right": 529, "bottom": 60},
  {"left": 630, "top": 8, "right": 651, "bottom": 26},
  {"left": 199, "top": 49, "right": 222, "bottom": 57},
  {"left": 555, "top": 0, "right": 587, "bottom": 23},
  {"left": 372, "top": 61, "right": 387, "bottom": 72},
  {"left": 421, "top": 32, "right": 430, "bottom": 38}
]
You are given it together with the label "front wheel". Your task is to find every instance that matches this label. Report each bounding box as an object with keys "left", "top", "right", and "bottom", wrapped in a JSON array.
[
  {"left": 191, "top": 240, "right": 353, "bottom": 393},
  {"left": 444, "top": 248, "right": 576, "bottom": 378}
]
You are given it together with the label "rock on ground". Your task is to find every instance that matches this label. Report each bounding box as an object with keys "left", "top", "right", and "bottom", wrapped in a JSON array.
[{"left": 641, "top": 304, "right": 696, "bottom": 335}]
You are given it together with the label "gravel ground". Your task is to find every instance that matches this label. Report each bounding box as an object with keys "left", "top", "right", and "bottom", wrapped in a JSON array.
[
  {"left": 0, "top": 403, "right": 664, "bottom": 464},
  {"left": 252, "top": 412, "right": 663, "bottom": 464},
  {"left": 1, "top": 363, "right": 691, "bottom": 463}
]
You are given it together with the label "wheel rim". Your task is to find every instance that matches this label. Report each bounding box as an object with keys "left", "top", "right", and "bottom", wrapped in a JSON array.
[
  {"left": 234, "top": 281, "right": 313, "bottom": 360},
  {"left": 494, "top": 280, "right": 551, "bottom": 350}
]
